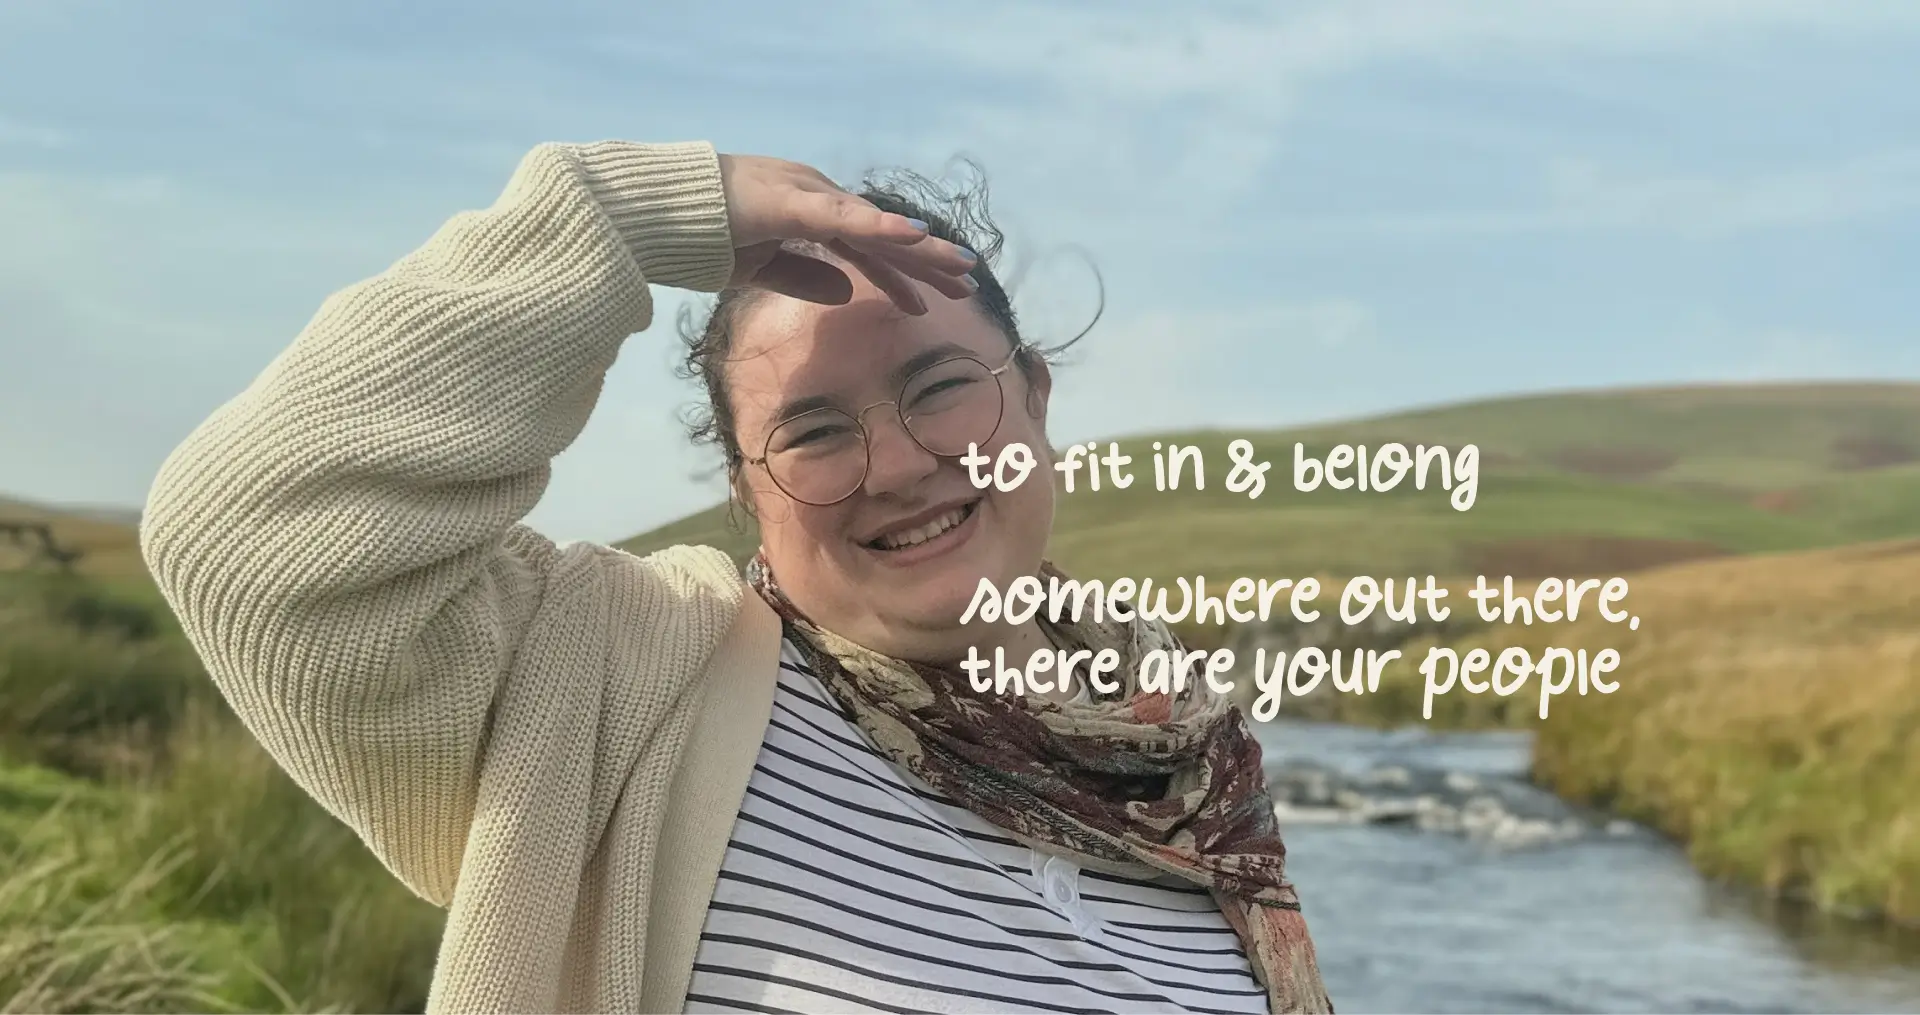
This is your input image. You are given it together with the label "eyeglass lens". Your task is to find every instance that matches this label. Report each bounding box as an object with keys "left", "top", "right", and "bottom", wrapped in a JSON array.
[{"left": 762, "top": 356, "right": 1006, "bottom": 505}]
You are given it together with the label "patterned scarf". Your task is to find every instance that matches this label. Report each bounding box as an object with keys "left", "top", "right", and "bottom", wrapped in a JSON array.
[{"left": 746, "top": 553, "right": 1333, "bottom": 1014}]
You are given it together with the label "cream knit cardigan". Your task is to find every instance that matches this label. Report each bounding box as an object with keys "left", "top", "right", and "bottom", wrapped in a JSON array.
[{"left": 140, "top": 140, "right": 785, "bottom": 1013}]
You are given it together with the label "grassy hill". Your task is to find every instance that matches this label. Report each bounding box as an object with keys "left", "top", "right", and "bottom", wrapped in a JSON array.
[
  {"left": 1526, "top": 537, "right": 1920, "bottom": 926},
  {"left": 3, "top": 379, "right": 1918, "bottom": 1006},
  {"left": 605, "top": 379, "right": 1920, "bottom": 925},
  {"left": 0, "top": 495, "right": 147, "bottom": 582},
  {"left": 1352, "top": 537, "right": 1920, "bottom": 926},
  {"left": 615, "top": 381, "right": 1920, "bottom": 581}
]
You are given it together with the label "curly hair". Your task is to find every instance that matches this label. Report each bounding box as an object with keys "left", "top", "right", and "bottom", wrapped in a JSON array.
[{"left": 674, "top": 161, "right": 1097, "bottom": 482}]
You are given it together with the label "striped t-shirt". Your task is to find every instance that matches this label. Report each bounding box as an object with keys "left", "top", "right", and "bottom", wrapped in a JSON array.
[{"left": 683, "top": 638, "right": 1270, "bottom": 1014}]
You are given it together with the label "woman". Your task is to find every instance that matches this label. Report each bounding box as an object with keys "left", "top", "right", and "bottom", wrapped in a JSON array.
[{"left": 141, "top": 139, "right": 1331, "bottom": 1014}]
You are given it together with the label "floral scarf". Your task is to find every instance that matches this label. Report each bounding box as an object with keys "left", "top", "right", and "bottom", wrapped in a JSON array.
[{"left": 746, "top": 553, "right": 1333, "bottom": 1014}]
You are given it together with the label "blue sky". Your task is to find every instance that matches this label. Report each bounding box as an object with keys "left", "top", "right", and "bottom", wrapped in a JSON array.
[{"left": 3, "top": 0, "right": 1917, "bottom": 541}]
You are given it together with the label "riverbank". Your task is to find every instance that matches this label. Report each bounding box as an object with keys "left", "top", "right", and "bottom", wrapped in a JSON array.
[
  {"left": 1232, "top": 539, "right": 1920, "bottom": 928},
  {"left": 1530, "top": 538, "right": 1920, "bottom": 927},
  {"left": 1253, "top": 720, "right": 1920, "bottom": 1013},
  {"left": 3, "top": 536, "right": 1915, "bottom": 1008}
]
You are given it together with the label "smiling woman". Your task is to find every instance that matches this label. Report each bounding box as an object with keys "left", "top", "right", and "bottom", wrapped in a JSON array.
[{"left": 137, "top": 139, "right": 1331, "bottom": 1014}]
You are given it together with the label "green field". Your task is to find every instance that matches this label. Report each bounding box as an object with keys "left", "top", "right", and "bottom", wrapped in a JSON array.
[
  {"left": 612, "top": 380, "right": 1920, "bottom": 930},
  {"left": 0, "top": 572, "right": 442, "bottom": 1012},
  {"left": 616, "top": 382, "right": 1920, "bottom": 581},
  {"left": 4, "top": 380, "right": 1919, "bottom": 1009}
]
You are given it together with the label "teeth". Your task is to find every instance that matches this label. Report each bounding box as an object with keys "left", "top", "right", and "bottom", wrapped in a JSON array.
[{"left": 875, "top": 505, "right": 969, "bottom": 550}]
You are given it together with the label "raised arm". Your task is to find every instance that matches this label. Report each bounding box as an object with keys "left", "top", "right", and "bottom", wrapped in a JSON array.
[
  {"left": 140, "top": 140, "right": 980, "bottom": 906},
  {"left": 139, "top": 141, "right": 738, "bottom": 903}
]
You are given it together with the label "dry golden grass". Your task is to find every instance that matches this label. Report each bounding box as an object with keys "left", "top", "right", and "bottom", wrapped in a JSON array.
[
  {"left": 1485, "top": 539, "right": 1920, "bottom": 925},
  {"left": 1217, "top": 541, "right": 1920, "bottom": 925}
]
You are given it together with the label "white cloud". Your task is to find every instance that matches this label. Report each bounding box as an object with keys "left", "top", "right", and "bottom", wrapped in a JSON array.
[
  {"left": 0, "top": 170, "right": 428, "bottom": 358},
  {"left": 1717, "top": 327, "right": 1918, "bottom": 382},
  {"left": 1046, "top": 299, "right": 1382, "bottom": 442},
  {"left": 3, "top": 0, "right": 1916, "bottom": 533},
  {"left": 1278, "top": 147, "right": 1920, "bottom": 237},
  {"left": 0, "top": 165, "right": 476, "bottom": 515},
  {"left": 782, "top": 0, "right": 1920, "bottom": 250},
  {"left": 1274, "top": 300, "right": 1380, "bottom": 349},
  {"left": 899, "top": 0, "right": 1920, "bottom": 98},
  {"left": 0, "top": 114, "right": 70, "bottom": 149},
  {"left": 0, "top": 161, "right": 736, "bottom": 540},
  {"left": 1547, "top": 150, "right": 1920, "bottom": 234},
  {"left": 1659, "top": 307, "right": 1920, "bottom": 384}
]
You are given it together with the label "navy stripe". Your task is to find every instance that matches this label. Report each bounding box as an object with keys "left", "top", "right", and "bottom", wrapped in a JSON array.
[{"left": 685, "top": 641, "right": 1266, "bottom": 1014}]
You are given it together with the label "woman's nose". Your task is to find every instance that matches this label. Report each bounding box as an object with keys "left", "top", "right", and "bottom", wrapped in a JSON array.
[{"left": 861, "top": 411, "right": 940, "bottom": 497}]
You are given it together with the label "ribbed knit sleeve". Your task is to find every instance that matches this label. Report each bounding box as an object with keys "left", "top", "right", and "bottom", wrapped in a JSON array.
[{"left": 138, "top": 141, "right": 736, "bottom": 906}]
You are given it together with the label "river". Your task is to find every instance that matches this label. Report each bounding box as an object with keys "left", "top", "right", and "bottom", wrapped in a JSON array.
[{"left": 1254, "top": 720, "right": 1920, "bottom": 1013}]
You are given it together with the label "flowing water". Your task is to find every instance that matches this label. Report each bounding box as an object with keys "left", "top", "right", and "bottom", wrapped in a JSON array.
[{"left": 1255, "top": 720, "right": 1920, "bottom": 1014}]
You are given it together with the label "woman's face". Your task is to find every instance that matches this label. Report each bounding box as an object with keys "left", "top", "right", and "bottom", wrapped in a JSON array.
[{"left": 726, "top": 269, "right": 1054, "bottom": 663}]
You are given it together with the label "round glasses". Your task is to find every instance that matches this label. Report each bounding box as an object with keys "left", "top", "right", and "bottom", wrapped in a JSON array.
[{"left": 744, "top": 347, "right": 1019, "bottom": 506}]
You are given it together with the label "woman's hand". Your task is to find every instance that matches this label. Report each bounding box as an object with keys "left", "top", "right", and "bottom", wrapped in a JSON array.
[{"left": 718, "top": 154, "right": 979, "bottom": 315}]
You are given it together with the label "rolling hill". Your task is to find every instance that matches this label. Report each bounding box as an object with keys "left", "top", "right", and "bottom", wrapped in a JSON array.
[
  {"left": 611, "top": 379, "right": 1920, "bottom": 925},
  {"left": 7, "top": 381, "right": 1917, "bottom": 589},
  {"left": 0, "top": 495, "right": 146, "bottom": 581},
  {"left": 4, "top": 379, "right": 1916, "bottom": 945},
  {"left": 614, "top": 381, "right": 1920, "bottom": 582}
]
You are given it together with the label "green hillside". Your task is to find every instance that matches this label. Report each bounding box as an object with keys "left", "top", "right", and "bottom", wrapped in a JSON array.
[
  {"left": 615, "top": 381, "right": 1920, "bottom": 581},
  {"left": 3, "top": 378, "right": 1918, "bottom": 1002}
]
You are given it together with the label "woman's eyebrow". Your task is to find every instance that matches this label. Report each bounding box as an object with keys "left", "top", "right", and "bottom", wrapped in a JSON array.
[
  {"left": 888, "top": 342, "right": 977, "bottom": 386},
  {"left": 769, "top": 393, "right": 841, "bottom": 424},
  {"left": 769, "top": 342, "right": 981, "bottom": 423}
]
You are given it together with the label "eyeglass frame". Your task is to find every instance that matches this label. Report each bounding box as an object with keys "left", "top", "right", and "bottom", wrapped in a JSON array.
[{"left": 739, "top": 344, "right": 1024, "bottom": 507}]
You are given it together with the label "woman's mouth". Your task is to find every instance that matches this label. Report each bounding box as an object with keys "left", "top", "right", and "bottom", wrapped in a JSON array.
[{"left": 862, "top": 500, "right": 980, "bottom": 564}]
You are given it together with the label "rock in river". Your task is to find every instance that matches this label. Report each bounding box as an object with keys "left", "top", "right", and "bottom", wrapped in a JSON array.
[{"left": 1266, "top": 759, "right": 1627, "bottom": 850}]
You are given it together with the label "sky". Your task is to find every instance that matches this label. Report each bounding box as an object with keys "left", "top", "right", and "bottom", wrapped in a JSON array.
[{"left": 3, "top": 0, "right": 1918, "bottom": 542}]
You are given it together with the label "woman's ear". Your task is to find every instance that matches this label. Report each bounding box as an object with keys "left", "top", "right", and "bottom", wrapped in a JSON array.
[
  {"left": 728, "top": 464, "right": 759, "bottom": 520},
  {"left": 732, "top": 461, "right": 798, "bottom": 527},
  {"left": 1024, "top": 356, "right": 1053, "bottom": 419}
]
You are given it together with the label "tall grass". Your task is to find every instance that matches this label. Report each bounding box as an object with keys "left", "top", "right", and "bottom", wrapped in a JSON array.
[
  {"left": 117, "top": 708, "right": 444, "bottom": 1011},
  {"left": 1248, "top": 541, "right": 1920, "bottom": 926},
  {"left": 1, "top": 810, "right": 225, "bottom": 1013},
  {"left": 1525, "top": 539, "right": 1920, "bottom": 926},
  {"left": 0, "top": 574, "right": 206, "bottom": 776},
  {"left": 0, "top": 571, "right": 442, "bottom": 1013}
]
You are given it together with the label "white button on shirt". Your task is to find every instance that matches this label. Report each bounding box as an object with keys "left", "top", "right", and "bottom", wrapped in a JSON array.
[
  {"left": 1033, "top": 851, "right": 1103, "bottom": 939},
  {"left": 684, "top": 638, "right": 1268, "bottom": 1014}
]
